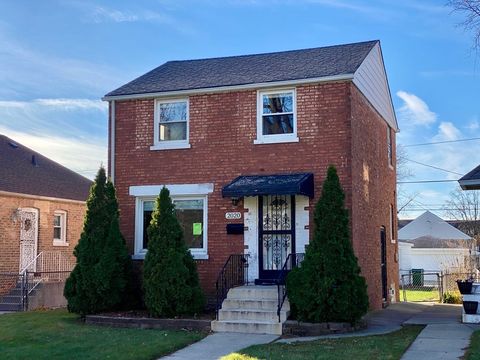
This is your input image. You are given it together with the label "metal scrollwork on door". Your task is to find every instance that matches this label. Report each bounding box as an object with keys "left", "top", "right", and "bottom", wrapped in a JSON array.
[
  {"left": 19, "top": 209, "right": 39, "bottom": 272},
  {"left": 261, "top": 195, "right": 293, "bottom": 271},
  {"left": 20, "top": 211, "right": 37, "bottom": 241}
]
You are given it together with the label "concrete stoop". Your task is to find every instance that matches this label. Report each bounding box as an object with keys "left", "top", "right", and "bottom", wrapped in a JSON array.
[{"left": 211, "top": 285, "right": 288, "bottom": 335}]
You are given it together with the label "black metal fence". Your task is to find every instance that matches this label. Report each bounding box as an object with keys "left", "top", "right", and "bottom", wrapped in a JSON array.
[{"left": 0, "top": 270, "right": 72, "bottom": 311}]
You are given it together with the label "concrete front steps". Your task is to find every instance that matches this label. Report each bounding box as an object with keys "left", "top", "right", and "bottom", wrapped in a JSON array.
[
  {"left": 211, "top": 285, "right": 288, "bottom": 335},
  {"left": 0, "top": 281, "right": 40, "bottom": 311}
]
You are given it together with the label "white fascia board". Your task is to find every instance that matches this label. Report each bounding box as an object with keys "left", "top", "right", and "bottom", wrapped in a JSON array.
[
  {"left": 459, "top": 179, "right": 480, "bottom": 189},
  {"left": 102, "top": 74, "right": 354, "bottom": 101},
  {"left": 129, "top": 183, "right": 214, "bottom": 197}
]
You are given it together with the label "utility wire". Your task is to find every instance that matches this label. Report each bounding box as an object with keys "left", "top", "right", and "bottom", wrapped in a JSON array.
[
  {"left": 404, "top": 158, "right": 463, "bottom": 176},
  {"left": 397, "top": 180, "right": 459, "bottom": 184},
  {"left": 403, "top": 137, "right": 480, "bottom": 147}
]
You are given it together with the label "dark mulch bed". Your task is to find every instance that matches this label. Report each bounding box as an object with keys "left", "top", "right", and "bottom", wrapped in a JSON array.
[{"left": 99, "top": 310, "right": 215, "bottom": 321}]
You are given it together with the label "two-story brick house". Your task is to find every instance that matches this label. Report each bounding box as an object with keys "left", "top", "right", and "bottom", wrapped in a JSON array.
[{"left": 104, "top": 40, "right": 399, "bottom": 321}]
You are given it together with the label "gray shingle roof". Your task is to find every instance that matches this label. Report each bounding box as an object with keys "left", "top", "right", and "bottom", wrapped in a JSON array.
[
  {"left": 105, "top": 40, "right": 378, "bottom": 98},
  {"left": 459, "top": 164, "right": 480, "bottom": 190},
  {"left": 0, "top": 135, "right": 92, "bottom": 201}
]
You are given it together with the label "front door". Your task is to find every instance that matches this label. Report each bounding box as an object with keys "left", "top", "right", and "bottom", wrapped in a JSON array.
[
  {"left": 380, "top": 226, "right": 388, "bottom": 301},
  {"left": 19, "top": 208, "right": 39, "bottom": 273},
  {"left": 258, "top": 195, "right": 295, "bottom": 281}
]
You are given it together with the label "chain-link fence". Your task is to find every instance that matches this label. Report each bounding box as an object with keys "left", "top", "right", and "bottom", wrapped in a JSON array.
[
  {"left": 400, "top": 270, "right": 442, "bottom": 302},
  {"left": 400, "top": 269, "right": 480, "bottom": 302}
]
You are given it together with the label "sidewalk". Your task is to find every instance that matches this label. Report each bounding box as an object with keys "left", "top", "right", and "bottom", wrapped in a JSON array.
[
  {"left": 160, "top": 302, "right": 479, "bottom": 360},
  {"left": 159, "top": 333, "right": 278, "bottom": 360},
  {"left": 401, "top": 303, "right": 479, "bottom": 360}
]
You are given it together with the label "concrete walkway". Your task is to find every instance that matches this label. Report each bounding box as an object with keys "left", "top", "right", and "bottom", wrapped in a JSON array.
[
  {"left": 401, "top": 303, "right": 479, "bottom": 360},
  {"left": 160, "top": 333, "right": 278, "bottom": 360},
  {"left": 160, "top": 302, "right": 479, "bottom": 359},
  {"left": 277, "top": 302, "right": 480, "bottom": 359}
]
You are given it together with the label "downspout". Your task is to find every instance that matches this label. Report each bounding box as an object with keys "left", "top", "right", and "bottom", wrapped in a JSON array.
[{"left": 110, "top": 100, "right": 115, "bottom": 184}]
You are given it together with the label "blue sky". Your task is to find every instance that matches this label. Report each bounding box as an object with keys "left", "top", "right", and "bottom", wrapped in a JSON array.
[{"left": 0, "top": 0, "right": 479, "bottom": 219}]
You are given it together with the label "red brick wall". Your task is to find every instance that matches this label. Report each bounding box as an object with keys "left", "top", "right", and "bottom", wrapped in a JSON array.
[
  {"left": 0, "top": 193, "right": 86, "bottom": 273},
  {"left": 112, "top": 81, "right": 397, "bottom": 308},
  {"left": 350, "top": 84, "right": 399, "bottom": 308}
]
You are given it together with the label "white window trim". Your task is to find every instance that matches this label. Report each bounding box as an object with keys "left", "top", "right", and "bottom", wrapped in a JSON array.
[
  {"left": 133, "top": 195, "right": 209, "bottom": 260},
  {"left": 390, "top": 204, "right": 396, "bottom": 244},
  {"left": 53, "top": 210, "right": 68, "bottom": 246},
  {"left": 254, "top": 88, "right": 299, "bottom": 144},
  {"left": 151, "top": 98, "right": 190, "bottom": 150},
  {"left": 387, "top": 126, "right": 393, "bottom": 169}
]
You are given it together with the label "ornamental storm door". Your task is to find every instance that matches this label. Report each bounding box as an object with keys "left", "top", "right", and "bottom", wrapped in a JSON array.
[
  {"left": 18, "top": 208, "right": 39, "bottom": 272},
  {"left": 258, "top": 195, "right": 295, "bottom": 280}
]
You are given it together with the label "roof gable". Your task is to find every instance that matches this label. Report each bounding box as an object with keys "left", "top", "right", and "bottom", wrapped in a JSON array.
[
  {"left": 352, "top": 42, "right": 398, "bottom": 131},
  {"left": 398, "top": 211, "right": 471, "bottom": 241},
  {"left": 105, "top": 41, "right": 378, "bottom": 98},
  {"left": 0, "top": 135, "right": 92, "bottom": 201}
]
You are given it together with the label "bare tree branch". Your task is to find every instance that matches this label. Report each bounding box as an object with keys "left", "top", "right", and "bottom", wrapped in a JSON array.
[{"left": 448, "top": 0, "right": 480, "bottom": 49}]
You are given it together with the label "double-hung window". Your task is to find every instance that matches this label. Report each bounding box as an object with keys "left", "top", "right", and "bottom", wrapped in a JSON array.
[
  {"left": 255, "top": 89, "right": 298, "bottom": 144},
  {"left": 53, "top": 210, "right": 67, "bottom": 246},
  {"left": 151, "top": 99, "right": 190, "bottom": 150}
]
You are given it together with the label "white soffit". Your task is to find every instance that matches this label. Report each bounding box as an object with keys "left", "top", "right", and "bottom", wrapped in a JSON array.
[{"left": 353, "top": 42, "right": 399, "bottom": 131}]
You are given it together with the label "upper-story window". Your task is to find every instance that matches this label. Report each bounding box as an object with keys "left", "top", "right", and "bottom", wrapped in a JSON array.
[
  {"left": 53, "top": 210, "right": 67, "bottom": 246},
  {"left": 151, "top": 99, "right": 190, "bottom": 150},
  {"left": 387, "top": 126, "right": 393, "bottom": 167},
  {"left": 255, "top": 89, "right": 298, "bottom": 144}
]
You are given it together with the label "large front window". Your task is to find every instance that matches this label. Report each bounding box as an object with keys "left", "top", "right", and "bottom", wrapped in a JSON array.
[
  {"left": 152, "top": 99, "right": 190, "bottom": 150},
  {"left": 137, "top": 196, "right": 208, "bottom": 259},
  {"left": 255, "top": 89, "right": 298, "bottom": 144}
]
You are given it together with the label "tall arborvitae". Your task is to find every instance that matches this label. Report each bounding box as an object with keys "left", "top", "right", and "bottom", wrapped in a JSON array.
[
  {"left": 287, "top": 165, "right": 369, "bottom": 324},
  {"left": 64, "top": 167, "right": 132, "bottom": 316},
  {"left": 143, "top": 187, "right": 205, "bottom": 317}
]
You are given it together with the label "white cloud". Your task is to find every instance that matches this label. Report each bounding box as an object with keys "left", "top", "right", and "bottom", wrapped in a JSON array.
[
  {"left": 466, "top": 119, "right": 480, "bottom": 131},
  {"left": 434, "top": 122, "right": 462, "bottom": 141},
  {"left": 91, "top": 6, "right": 140, "bottom": 23},
  {"left": 396, "top": 90, "right": 437, "bottom": 126},
  {"left": 0, "top": 30, "right": 129, "bottom": 99},
  {"left": 0, "top": 98, "right": 107, "bottom": 111}
]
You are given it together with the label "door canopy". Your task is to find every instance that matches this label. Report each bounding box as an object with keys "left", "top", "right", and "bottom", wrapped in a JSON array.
[{"left": 222, "top": 173, "right": 314, "bottom": 198}]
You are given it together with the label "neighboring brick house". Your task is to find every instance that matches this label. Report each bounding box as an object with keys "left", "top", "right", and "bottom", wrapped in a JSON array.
[
  {"left": 0, "top": 134, "right": 91, "bottom": 282},
  {"left": 104, "top": 40, "right": 399, "bottom": 312}
]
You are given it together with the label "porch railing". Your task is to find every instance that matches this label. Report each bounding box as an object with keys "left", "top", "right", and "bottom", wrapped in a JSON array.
[
  {"left": 276, "top": 252, "right": 305, "bottom": 322},
  {"left": 215, "top": 254, "right": 249, "bottom": 320},
  {"left": 19, "top": 251, "right": 75, "bottom": 297}
]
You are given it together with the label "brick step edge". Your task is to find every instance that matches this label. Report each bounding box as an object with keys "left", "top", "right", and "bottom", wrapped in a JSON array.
[
  {"left": 85, "top": 315, "right": 211, "bottom": 332},
  {"left": 282, "top": 319, "right": 367, "bottom": 336}
]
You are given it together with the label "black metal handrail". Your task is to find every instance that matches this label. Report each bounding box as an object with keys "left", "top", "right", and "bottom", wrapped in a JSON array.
[
  {"left": 276, "top": 253, "right": 305, "bottom": 322},
  {"left": 215, "top": 254, "right": 249, "bottom": 320}
]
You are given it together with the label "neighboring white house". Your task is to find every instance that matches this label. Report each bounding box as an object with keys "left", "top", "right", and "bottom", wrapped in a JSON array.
[{"left": 399, "top": 211, "right": 473, "bottom": 283}]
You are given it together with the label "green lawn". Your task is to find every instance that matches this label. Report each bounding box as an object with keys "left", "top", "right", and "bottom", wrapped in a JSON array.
[
  {"left": 0, "top": 309, "right": 206, "bottom": 360},
  {"left": 464, "top": 329, "right": 480, "bottom": 359},
  {"left": 402, "top": 288, "right": 440, "bottom": 302},
  {"left": 222, "top": 326, "right": 423, "bottom": 360}
]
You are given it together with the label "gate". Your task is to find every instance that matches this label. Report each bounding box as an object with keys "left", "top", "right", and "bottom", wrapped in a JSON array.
[{"left": 400, "top": 270, "right": 442, "bottom": 302}]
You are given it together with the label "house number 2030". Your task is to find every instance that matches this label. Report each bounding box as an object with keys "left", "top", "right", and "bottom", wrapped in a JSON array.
[{"left": 225, "top": 212, "right": 242, "bottom": 220}]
